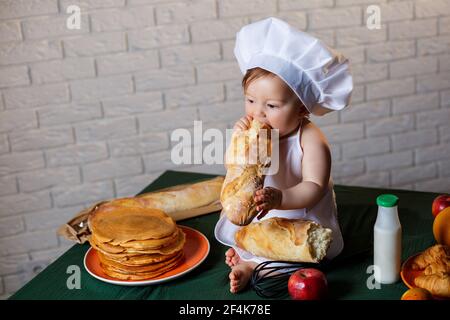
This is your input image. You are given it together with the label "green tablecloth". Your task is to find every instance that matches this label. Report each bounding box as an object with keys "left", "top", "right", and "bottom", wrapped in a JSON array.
[{"left": 10, "top": 170, "right": 438, "bottom": 300}]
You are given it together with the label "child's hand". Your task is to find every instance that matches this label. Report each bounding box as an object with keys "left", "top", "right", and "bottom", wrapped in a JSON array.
[
  {"left": 253, "top": 187, "right": 282, "bottom": 219},
  {"left": 233, "top": 115, "right": 253, "bottom": 131}
]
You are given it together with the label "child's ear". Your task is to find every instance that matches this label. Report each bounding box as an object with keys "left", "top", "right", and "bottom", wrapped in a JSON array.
[{"left": 297, "top": 105, "right": 307, "bottom": 118}]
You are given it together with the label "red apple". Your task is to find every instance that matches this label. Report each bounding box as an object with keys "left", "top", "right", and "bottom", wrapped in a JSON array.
[
  {"left": 288, "top": 268, "right": 328, "bottom": 300},
  {"left": 432, "top": 194, "right": 450, "bottom": 218}
]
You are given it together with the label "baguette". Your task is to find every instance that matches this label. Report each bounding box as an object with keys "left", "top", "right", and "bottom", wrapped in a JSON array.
[
  {"left": 135, "top": 176, "right": 224, "bottom": 219},
  {"left": 220, "top": 165, "right": 263, "bottom": 226},
  {"left": 220, "top": 120, "right": 271, "bottom": 226},
  {"left": 58, "top": 176, "right": 224, "bottom": 243},
  {"left": 235, "top": 217, "right": 332, "bottom": 263}
]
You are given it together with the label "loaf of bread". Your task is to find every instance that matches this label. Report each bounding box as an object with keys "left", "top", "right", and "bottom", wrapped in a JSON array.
[
  {"left": 235, "top": 217, "right": 332, "bottom": 263},
  {"left": 135, "top": 176, "right": 224, "bottom": 220},
  {"left": 220, "top": 120, "right": 271, "bottom": 226}
]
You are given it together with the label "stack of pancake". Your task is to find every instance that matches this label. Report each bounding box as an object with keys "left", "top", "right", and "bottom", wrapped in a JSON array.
[{"left": 87, "top": 202, "right": 185, "bottom": 280}]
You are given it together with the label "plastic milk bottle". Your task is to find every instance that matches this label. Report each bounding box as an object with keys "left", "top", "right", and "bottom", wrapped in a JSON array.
[{"left": 373, "top": 194, "right": 402, "bottom": 284}]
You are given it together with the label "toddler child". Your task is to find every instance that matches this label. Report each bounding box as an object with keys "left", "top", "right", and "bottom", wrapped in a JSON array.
[{"left": 215, "top": 17, "right": 353, "bottom": 293}]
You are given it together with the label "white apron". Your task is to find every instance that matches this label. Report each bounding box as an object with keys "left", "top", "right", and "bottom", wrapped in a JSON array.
[{"left": 215, "top": 120, "right": 344, "bottom": 263}]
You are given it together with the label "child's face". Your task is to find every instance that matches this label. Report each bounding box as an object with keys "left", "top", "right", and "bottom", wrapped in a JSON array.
[{"left": 244, "top": 75, "right": 304, "bottom": 137}]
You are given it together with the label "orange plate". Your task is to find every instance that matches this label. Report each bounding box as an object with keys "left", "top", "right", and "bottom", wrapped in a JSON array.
[
  {"left": 400, "top": 253, "right": 447, "bottom": 300},
  {"left": 84, "top": 226, "right": 210, "bottom": 286},
  {"left": 400, "top": 253, "right": 423, "bottom": 290}
]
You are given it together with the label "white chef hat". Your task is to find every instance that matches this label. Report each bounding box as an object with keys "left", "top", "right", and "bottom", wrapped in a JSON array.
[{"left": 234, "top": 17, "right": 353, "bottom": 116}]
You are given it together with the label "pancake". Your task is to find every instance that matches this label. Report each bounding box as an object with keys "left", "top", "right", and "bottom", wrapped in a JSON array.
[
  {"left": 101, "top": 253, "right": 183, "bottom": 280},
  {"left": 119, "top": 228, "right": 180, "bottom": 250},
  {"left": 102, "top": 264, "right": 178, "bottom": 281},
  {"left": 120, "top": 229, "right": 185, "bottom": 255},
  {"left": 89, "top": 234, "right": 126, "bottom": 254},
  {"left": 101, "top": 250, "right": 180, "bottom": 267},
  {"left": 98, "top": 250, "right": 183, "bottom": 273},
  {"left": 88, "top": 206, "right": 177, "bottom": 244},
  {"left": 89, "top": 228, "right": 184, "bottom": 256},
  {"left": 89, "top": 235, "right": 125, "bottom": 256},
  {"left": 88, "top": 203, "right": 187, "bottom": 281},
  {"left": 90, "top": 228, "right": 179, "bottom": 253}
]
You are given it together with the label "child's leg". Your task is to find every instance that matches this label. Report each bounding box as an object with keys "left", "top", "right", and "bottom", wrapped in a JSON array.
[
  {"left": 224, "top": 247, "right": 257, "bottom": 293},
  {"left": 225, "top": 247, "right": 240, "bottom": 267},
  {"left": 229, "top": 260, "right": 258, "bottom": 293}
]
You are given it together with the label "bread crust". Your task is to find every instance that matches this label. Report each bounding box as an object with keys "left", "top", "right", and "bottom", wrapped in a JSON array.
[
  {"left": 235, "top": 217, "right": 332, "bottom": 263},
  {"left": 221, "top": 120, "right": 271, "bottom": 225}
]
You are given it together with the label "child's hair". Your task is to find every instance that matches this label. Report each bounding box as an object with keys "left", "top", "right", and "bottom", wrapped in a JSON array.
[{"left": 242, "top": 67, "right": 310, "bottom": 119}]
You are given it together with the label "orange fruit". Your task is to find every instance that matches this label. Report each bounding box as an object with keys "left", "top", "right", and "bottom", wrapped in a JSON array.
[
  {"left": 401, "top": 288, "right": 433, "bottom": 300},
  {"left": 433, "top": 207, "right": 450, "bottom": 246}
]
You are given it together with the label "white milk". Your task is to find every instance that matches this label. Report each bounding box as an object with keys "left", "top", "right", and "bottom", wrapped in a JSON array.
[{"left": 373, "top": 194, "right": 402, "bottom": 284}]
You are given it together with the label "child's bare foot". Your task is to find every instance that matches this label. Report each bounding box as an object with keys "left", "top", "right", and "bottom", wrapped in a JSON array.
[
  {"left": 229, "top": 261, "right": 256, "bottom": 293},
  {"left": 225, "top": 248, "right": 240, "bottom": 268}
]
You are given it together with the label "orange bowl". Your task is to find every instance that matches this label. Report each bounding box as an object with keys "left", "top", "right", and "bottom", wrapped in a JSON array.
[{"left": 400, "top": 253, "right": 423, "bottom": 290}]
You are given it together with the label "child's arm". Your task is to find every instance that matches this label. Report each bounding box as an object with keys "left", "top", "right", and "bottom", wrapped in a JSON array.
[{"left": 254, "top": 121, "right": 331, "bottom": 215}]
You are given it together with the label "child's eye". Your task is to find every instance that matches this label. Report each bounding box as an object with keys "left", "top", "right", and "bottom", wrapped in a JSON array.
[
  {"left": 247, "top": 98, "right": 254, "bottom": 103},
  {"left": 267, "top": 104, "right": 278, "bottom": 109}
]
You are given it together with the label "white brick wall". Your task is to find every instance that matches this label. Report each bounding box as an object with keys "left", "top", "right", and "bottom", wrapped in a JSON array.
[
  {"left": 31, "top": 57, "right": 96, "bottom": 84},
  {"left": 0, "top": 0, "right": 449, "bottom": 298},
  {"left": 0, "top": 40, "right": 63, "bottom": 65}
]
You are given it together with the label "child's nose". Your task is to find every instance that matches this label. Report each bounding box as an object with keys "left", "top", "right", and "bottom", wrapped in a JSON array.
[{"left": 253, "top": 104, "right": 266, "bottom": 119}]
